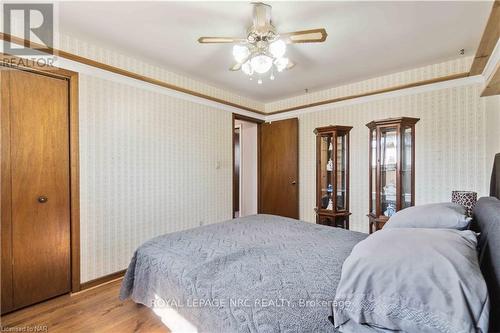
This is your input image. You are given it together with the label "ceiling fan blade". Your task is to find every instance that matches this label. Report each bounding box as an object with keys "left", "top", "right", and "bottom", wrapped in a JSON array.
[
  {"left": 198, "top": 37, "right": 246, "bottom": 44},
  {"left": 280, "top": 28, "right": 328, "bottom": 44},
  {"left": 229, "top": 55, "right": 250, "bottom": 71},
  {"left": 252, "top": 2, "right": 272, "bottom": 33},
  {"left": 230, "top": 63, "right": 242, "bottom": 71}
]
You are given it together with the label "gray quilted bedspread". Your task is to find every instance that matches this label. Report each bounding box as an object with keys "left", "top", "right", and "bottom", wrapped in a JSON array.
[{"left": 120, "top": 214, "right": 366, "bottom": 333}]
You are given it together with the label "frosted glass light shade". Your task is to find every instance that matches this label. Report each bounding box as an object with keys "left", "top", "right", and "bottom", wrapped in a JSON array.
[
  {"left": 232, "top": 45, "right": 250, "bottom": 63},
  {"left": 274, "top": 57, "right": 289, "bottom": 72},
  {"left": 269, "top": 40, "right": 286, "bottom": 58},
  {"left": 241, "top": 60, "right": 253, "bottom": 75},
  {"left": 251, "top": 54, "right": 273, "bottom": 74}
]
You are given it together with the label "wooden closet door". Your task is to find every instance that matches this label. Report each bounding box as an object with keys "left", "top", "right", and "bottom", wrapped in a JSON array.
[
  {"left": 8, "top": 69, "right": 71, "bottom": 309},
  {"left": 1, "top": 69, "right": 14, "bottom": 312}
]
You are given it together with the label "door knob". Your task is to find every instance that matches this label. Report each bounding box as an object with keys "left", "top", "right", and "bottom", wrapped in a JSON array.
[
  {"left": 291, "top": 181, "right": 297, "bottom": 185},
  {"left": 37, "top": 196, "right": 48, "bottom": 203}
]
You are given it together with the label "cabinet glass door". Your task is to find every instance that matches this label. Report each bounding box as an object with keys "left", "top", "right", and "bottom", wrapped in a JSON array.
[
  {"left": 401, "top": 126, "right": 412, "bottom": 209},
  {"left": 336, "top": 132, "right": 347, "bottom": 210},
  {"left": 370, "top": 129, "right": 377, "bottom": 214},
  {"left": 319, "top": 134, "right": 334, "bottom": 211},
  {"left": 380, "top": 127, "right": 398, "bottom": 217}
]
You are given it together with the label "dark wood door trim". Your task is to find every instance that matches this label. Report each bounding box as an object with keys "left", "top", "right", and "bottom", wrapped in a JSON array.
[
  {"left": 232, "top": 114, "right": 264, "bottom": 218},
  {"left": 0, "top": 57, "right": 81, "bottom": 298},
  {"left": 233, "top": 126, "right": 240, "bottom": 216}
]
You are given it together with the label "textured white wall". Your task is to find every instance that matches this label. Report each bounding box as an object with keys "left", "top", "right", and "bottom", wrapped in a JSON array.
[
  {"left": 298, "top": 83, "right": 492, "bottom": 233},
  {"left": 79, "top": 74, "right": 232, "bottom": 282}
]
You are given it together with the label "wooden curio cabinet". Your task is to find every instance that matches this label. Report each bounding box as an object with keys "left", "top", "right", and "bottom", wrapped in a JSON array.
[
  {"left": 314, "top": 125, "right": 352, "bottom": 229},
  {"left": 366, "top": 117, "right": 419, "bottom": 233}
]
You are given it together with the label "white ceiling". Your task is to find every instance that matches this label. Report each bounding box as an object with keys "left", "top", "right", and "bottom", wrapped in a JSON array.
[{"left": 59, "top": 1, "right": 493, "bottom": 102}]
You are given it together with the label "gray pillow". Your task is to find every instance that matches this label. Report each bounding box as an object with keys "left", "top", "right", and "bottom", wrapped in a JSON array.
[
  {"left": 383, "top": 202, "right": 472, "bottom": 230},
  {"left": 333, "top": 228, "right": 490, "bottom": 333}
]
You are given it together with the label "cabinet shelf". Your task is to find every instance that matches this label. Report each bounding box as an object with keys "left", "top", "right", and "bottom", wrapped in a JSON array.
[
  {"left": 366, "top": 117, "right": 419, "bottom": 233},
  {"left": 314, "top": 125, "right": 352, "bottom": 229}
]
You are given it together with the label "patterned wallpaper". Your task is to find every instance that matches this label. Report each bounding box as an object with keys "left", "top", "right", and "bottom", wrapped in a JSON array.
[
  {"left": 79, "top": 74, "right": 232, "bottom": 282},
  {"left": 265, "top": 57, "right": 473, "bottom": 113},
  {"left": 298, "top": 83, "right": 492, "bottom": 233}
]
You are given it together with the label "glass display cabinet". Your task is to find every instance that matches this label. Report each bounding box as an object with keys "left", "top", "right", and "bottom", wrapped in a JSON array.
[
  {"left": 314, "top": 125, "right": 352, "bottom": 229},
  {"left": 366, "top": 117, "right": 419, "bottom": 233}
]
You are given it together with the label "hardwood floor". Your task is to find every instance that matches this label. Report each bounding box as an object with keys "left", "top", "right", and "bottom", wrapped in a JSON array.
[{"left": 0, "top": 279, "right": 169, "bottom": 333}]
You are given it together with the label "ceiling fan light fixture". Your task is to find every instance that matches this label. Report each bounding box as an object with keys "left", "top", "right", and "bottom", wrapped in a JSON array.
[
  {"left": 274, "top": 57, "right": 289, "bottom": 72},
  {"left": 198, "top": 3, "right": 327, "bottom": 83},
  {"left": 241, "top": 60, "right": 253, "bottom": 75},
  {"left": 251, "top": 54, "right": 273, "bottom": 74},
  {"left": 269, "top": 39, "right": 286, "bottom": 58},
  {"left": 232, "top": 44, "right": 250, "bottom": 63}
]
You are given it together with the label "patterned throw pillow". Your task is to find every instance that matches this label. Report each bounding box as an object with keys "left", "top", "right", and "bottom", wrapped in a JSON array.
[{"left": 452, "top": 191, "right": 477, "bottom": 217}]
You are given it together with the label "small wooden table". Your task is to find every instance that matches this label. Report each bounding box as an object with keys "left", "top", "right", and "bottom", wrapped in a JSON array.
[
  {"left": 368, "top": 214, "right": 389, "bottom": 233},
  {"left": 317, "top": 212, "right": 352, "bottom": 230}
]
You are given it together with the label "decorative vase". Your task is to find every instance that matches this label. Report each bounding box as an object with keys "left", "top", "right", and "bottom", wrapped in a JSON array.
[{"left": 384, "top": 203, "right": 396, "bottom": 217}]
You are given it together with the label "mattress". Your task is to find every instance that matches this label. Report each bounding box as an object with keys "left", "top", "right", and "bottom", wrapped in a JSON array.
[{"left": 120, "top": 214, "right": 367, "bottom": 332}]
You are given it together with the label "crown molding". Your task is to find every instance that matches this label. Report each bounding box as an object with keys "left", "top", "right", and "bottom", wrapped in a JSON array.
[
  {"left": 469, "top": 0, "right": 499, "bottom": 76},
  {"left": 0, "top": 32, "right": 266, "bottom": 116},
  {"left": 53, "top": 54, "right": 267, "bottom": 120},
  {"left": 264, "top": 75, "right": 485, "bottom": 122},
  {"left": 1, "top": 31, "right": 495, "bottom": 123},
  {"left": 481, "top": 36, "right": 500, "bottom": 96},
  {"left": 264, "top": 72, "right": 469, "bottom": 116}
]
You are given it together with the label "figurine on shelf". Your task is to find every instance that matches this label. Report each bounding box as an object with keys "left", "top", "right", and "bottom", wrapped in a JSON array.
[
  {"left": 327, "top": 199, "right": 333, "bottom": 210},
  {"left": 384, "top": 203, "right": 396, "bottom": 217},
  {"left": 327, "top": 184, "right": 333, "bottom": 193},
  {"left": 328, "top": 142, "right": 333, "bottom": 151},
  {"left": 383, "top": 183, "right": 396, "bottom": 200},
  {"left": 326, "top": 158, "right": 333, "bottom": 171}
]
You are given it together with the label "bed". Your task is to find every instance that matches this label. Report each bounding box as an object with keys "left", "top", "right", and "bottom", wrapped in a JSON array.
[
  {"left": 120, "top": 215, "right": 366, "bottom": 332},
  {"left": 121, "top": 155, "right": 500, "bottom": 332}
]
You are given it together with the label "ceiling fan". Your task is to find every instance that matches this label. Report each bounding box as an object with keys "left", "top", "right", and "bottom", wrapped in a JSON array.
[{"left": 198, "top": 2, "right": 328, "bottom": 84}]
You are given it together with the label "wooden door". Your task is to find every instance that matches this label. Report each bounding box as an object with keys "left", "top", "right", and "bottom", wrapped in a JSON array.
[
  {"left": 1, "top": 68, "right": 71, "bottom": 312},
  {"left": 259, "top": 118, "right": 299, "bottom": 219}
]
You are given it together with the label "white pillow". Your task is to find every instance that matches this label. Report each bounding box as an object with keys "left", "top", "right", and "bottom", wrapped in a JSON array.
[
  {"left": 383, "top": 202, "right": 471, "bottom": 230},
  {"left": 333, "top": 228, "right": 490, "bottom": 333}
]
